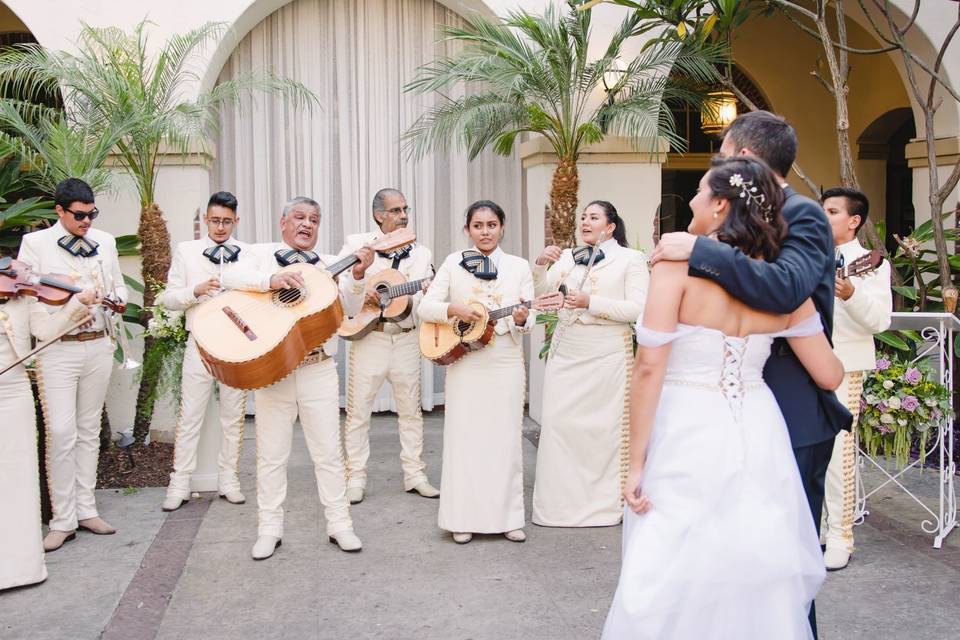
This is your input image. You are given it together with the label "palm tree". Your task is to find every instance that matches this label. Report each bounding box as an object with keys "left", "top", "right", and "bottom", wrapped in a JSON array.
[
  {"left": 0, "top": 20, "right": 317, "bottom": 441},
  {"left": 403, "top": 1, "right": 720, "bottom": 247}
]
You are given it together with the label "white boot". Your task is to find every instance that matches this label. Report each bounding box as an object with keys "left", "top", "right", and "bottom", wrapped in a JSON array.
[
  {"left": 252, "top": 535, "right": 281, "bottom": 560},
  {"left": 329, "top": 529, "right": 363, "bottom": 552},
  {"left": 219, "top": 489, "right": 246, "bottom": 504},
  {"left": 346, "top": 487, "right": 364, "bottom": 504},
  {"left": 162, "top": 494, "right": 187, "bottom": 512},
  {"left": 824, "top": 546, "right": 851, "bottom": 571},
  {"left": 409, "top": 482, "right": 440, "bottom": 499}
]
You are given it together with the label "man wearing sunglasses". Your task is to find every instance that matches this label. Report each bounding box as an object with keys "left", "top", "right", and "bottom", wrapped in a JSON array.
[
  {"left": 337, "top": 188, "right": 438, "bottom": 506},
  {"left": 18, "top": 177, "right": 128, "bottom": 552},
  {"left": 159, "top": 192, "right": 254, "bottom": 513}
]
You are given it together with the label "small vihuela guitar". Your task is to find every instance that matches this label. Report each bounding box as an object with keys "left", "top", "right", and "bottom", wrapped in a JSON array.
[
  {"left": 337, "top": 269, "right": 432, "bottom": 341},
  {"left": 419, "top": 291, "right": 564, "bottom": 365},
  {"left": 836, "top": 249, "right": 883, "bottom": 279},
  {"left": 193, "top": 228, "right": 415, "bottom": 390}
]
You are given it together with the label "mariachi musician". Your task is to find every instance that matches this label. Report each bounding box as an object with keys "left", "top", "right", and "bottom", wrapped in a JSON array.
[
  {"left": 17, "top": 178, "right": 127, "bottom": 552},
  {"left": 161, "top": 192, "right": 252, "bottom": 512},
  {"left": 221, "top": 196, "right": 373, "bottom": 560},
  {"left": 338, "top": 188, "right": 438, "bottom": 505},
  {"left": 0, "top": 256, "right": 99, "bottom": 589}
]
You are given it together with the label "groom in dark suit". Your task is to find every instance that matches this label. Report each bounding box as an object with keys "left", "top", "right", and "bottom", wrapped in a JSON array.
[{"left": 652, "top": 110, "right": 850, "bottom": 638}]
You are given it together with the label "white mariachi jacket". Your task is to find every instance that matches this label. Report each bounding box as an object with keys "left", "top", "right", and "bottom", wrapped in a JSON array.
[
  {"left": 17, "top": 221, "right": 127, "bottom": 334},
  {"left": 220, "top": 241, "right": 366, "bottom": 357},
  {"left": 833, "top": 238, "right": 893, "bottom": 372},
  {"left": 418, "top": 246, "right": 534, "bottom": 345},
  {"left": 337, "top": 231, "right": 433, "bottom": 330},
  {"left": 532, "top": 239, "right": 649, "bottom": 325},
  {"left": 160, "top": 236, "right": 255, "bottom": 333},
  {"left": 0, "top": 296, "right": 92, "bottom": 364}
]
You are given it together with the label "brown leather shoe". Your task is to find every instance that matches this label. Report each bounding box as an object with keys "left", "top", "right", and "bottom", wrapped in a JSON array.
[
  {"left": 78, "top": 517, "right": 116, "bottom": 535},
  {"left": 43, "top": 530, "right": 76, "bottom": 552}
]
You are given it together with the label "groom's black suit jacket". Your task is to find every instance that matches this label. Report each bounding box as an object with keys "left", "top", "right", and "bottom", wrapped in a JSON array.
[{"left": 687, "top": 186, "right": 847, "bottom": 449}]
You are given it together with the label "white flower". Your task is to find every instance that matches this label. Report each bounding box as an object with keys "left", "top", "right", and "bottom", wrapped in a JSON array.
[
  {"left": 866, "top": 394, "right": 879, "bottom": 405},
  {"left": 729, "top": 173, "right": 744, "bottom": 187},
  {"left": 925, "top": 397, "right": 938, "bottom": 407},
  {"left": 882, "top": 380, "right": 895, "bottom": 390},
  {"left": 887, "top": 396, "right": 902, "bottom": 410},
  {"left": 897, "top": 418, "right": 908, "bottom": 426},
  {"left": 880, "top": 413, "right": 895, "bottom": 424}
]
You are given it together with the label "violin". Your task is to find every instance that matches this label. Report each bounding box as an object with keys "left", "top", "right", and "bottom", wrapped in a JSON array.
[{"left": 0, "top": 257, "right": 125, "bottom": 312}]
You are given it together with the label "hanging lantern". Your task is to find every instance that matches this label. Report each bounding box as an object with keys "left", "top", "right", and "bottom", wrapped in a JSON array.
[{"left": 700, "top": 90, "right": 738, "bottom": 135}]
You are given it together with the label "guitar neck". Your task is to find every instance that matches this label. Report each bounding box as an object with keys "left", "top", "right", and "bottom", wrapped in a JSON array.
[
  {"left": 386, "top": 277, "right": 429, "bottom": 299},
  {"left": 326, "top": 255, "right": 359, "bottom": 278},
  {"left": 489, "top": 300, "right": 532, "bottom": 322}
]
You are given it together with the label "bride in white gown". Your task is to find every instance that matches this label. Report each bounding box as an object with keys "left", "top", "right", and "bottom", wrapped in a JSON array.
[{"left": 603, "top": 156, "right": 843, "bottom": 639}]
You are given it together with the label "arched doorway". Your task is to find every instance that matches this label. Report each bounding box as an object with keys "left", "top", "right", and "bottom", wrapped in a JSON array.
[
  {"left": 658, "top": 66, "right": 771, "bottom": 238},
  {"left": 857, "top": 107, "right": 916, "bottom": 254}
]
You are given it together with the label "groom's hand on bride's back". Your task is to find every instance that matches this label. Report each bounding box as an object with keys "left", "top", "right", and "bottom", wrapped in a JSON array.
[{"left": 650, "top": 232, "right": 698, "bottom": 265}]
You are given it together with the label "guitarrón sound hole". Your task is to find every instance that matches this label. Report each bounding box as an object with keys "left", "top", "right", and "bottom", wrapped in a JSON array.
[
  {"left": 454, "top": 320, "right": 472, "bottom": 336},
  {"left": 273, "top": 287, "right": 305, "bottom": 307}
]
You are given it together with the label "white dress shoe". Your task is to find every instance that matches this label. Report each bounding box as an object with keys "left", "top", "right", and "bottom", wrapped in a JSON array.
[
  {"left": 824, "top": 546, "right": 851, "bottom": 571},
  {"left": 162, "top": 495, "right": 187, "bottom": 512},
  {"left": 409, "top": 482, "right": 440, "bottom": 499},
  {"left": 452, "top": 532, "right": 473, "bottom": 544},
  {"left": 252, "top": 535, "right": 281, "bottom": 560},
  {"left": 329, "top": 530, "right": 363, "bottom": 552},
  {"left": 346, "top": 487, "right": 364, "bottom": 504},
  {"left": 504, "top": 529, "right": 526, "bottom": 543},
  {"left": 219, "top": 489, "right": 246, "bottom": 504}
]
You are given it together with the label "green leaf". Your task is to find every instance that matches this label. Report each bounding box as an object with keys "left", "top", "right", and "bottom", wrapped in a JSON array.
[
  {"left": 115, "top": 234, "right": 141, "bottom": 256},
  {"left": 123, "top": 274, "right": 145, "bottom": 293},
  {"left": 875, "top": 331, "right": 911, "bottom": 351},
  {"left": 892, "top": 285, "right": 918, "bottom": 300}
]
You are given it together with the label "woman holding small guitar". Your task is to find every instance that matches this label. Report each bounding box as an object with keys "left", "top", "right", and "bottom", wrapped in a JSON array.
[
  {"left": 532, "top": 201, "right": 650, "bottom": 528},
  {"left": 0, "top": 259, "right": 98, "bottom": 590},
  {"left": 418, "top": 200, "right": 533, "bottom": 544}
]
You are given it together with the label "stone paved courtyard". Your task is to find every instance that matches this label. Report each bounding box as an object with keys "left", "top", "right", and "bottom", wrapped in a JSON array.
[{"left": 2, "top": 412, "right": 959, "bottom": 639}]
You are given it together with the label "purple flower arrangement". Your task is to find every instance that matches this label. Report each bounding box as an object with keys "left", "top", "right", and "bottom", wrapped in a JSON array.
[{"left": 859, "top": 356, "right": 954, "bottom": 468}]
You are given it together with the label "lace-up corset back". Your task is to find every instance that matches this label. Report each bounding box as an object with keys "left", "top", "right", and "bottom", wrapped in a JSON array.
[{"left": 635, "top": 313, "right": 824, "bottom": 420}]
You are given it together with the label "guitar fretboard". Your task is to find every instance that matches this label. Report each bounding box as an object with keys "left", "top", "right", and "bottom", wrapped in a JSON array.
[
  {"left": 489, "top": 300, "right": 533, "bottom": 322},
  {"left": 386, "top": 277, "right": 429, "bottom": 299}
]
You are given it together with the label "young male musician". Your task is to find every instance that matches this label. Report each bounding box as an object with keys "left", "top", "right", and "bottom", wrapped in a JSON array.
[
  {"left": 161, "top": 192, "right": 252, "bottom": 512},
  {"left": 18, "top": 177, "right": 127, "bottom": 552},
  {"left": 821, "top": 187, "right": 892, "bottom": 570},
  {"left": 338, "top": 188, "right": 438, "bottom": 504},
  {"left": 221, "top": 196, "right": 373, "bottom": 560}
]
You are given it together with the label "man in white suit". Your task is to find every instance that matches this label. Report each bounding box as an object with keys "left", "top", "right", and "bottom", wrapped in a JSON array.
[
  {"left": 339, "top": 188, "right": 438, "bottom": 505},
  {"left": 221, "top": 196, "right": 374, "bottom": 560},
  {"left": 820, "top": 187, "right": 892, "bottom": 570},
  {"left": 161, "top": 192, "right": 252, "bottom": 512},
  {"left": 18, "top": 177, "right": 128, "bottom": 552}
]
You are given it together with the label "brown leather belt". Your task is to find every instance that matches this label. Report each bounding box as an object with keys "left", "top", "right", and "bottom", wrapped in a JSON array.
[
  {"left": 372, "top": 323, "right": 414, "bottom": 334},
  {"left": 60, "top": 330, "right": 107, "bottom": 342},
  {"left": 299, "top": 349, "right": 330, "bottom": 368}
]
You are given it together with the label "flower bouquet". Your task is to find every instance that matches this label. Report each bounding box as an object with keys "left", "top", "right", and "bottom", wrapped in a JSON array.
[
  {"left": 859, "top": 356, "right": 954, "bottom": 468},
  {"left": 139, "top": 283, "right": 188, "bottom": 406}
]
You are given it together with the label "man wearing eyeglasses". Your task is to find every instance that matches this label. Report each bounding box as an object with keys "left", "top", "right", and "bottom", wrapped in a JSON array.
[
  {"left": 18, "top": 177, "right": 128, "bottom": 552},
  {"left": 159, "top": 192, "right": 254, "bottom": 513},
  {"left": 338, "top": 188, "right": 439, "bottom": 505}
]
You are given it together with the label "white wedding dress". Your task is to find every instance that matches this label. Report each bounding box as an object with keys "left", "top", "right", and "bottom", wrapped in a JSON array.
[{"left": 603, "top": 315, "right": 826, "bottom": 640}]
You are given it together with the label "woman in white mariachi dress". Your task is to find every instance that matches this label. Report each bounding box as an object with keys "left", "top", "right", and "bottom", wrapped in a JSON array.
[
  {"left": 532, "top": 201, "right": 649, "bottom": 527},
  {"left": 0, "top": 288, "right": 96, "bottom": 591},
  {"left": 418, "top": 200, "right": 533, "bottom": 544}
]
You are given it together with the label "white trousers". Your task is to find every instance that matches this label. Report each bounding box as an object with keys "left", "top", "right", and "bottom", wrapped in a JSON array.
[
  {"left": 343, "top": 329, "right": 427, "bottom": 491},
  {"left": 822, "top": 370, "right": 865, "bottom": 552},
  {"left": 254, "top": 357, "right": 352, "bottom": 538},
  {"left": 36, "top": 337, "right": 113, "bottom": 532},
  {"left": 166, "top": 337, "right": 247, "bottom": 498}
]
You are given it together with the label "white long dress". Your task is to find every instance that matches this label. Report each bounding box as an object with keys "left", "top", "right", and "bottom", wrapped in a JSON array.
[
  {"left": 532, "top": 241, "right": 648, "bottom": 527},
  {"left": 418, "top": 248, "right": 533, "bottom": 534},
  {"left": 603, "top": 317, "right": 826, "bottom": 639}
]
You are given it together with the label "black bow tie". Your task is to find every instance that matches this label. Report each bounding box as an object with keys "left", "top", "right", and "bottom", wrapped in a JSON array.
[
  {"left": 459, "top": 250, "right": 497, "bottom": 280},
  {"left": 572, "top": 245, "right": 604, "bottom": 266},
  {"left": 275, "top": 248, "right": 320, "bottom": 266},
  {"left": 377, "top": 246, "right": 412, "bottom": 262},
  {"left": 203, "top": 244, "right": 241, "bottom": 265},
  {"left": 58, "top": 234, "right": 99, "bottom": 258}
]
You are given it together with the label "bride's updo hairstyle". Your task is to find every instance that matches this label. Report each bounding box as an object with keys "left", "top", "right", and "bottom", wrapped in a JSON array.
[{"left": 708, "top": 156, "right": 787, "bottom": 261}]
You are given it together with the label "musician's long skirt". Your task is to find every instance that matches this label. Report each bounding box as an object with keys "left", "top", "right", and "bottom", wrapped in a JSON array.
[
  {"left": 533, "top": 323, "right": 634, "bottom": 527},
  {"left": 438, "top": 335, "right": 525, "bottom": 534},
  {"left": 0, "top": 338, "right": 47, "bottom": 590}
]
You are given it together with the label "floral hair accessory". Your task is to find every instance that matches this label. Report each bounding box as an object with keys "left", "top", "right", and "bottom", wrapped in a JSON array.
[{"left": 729, "top": 173, "right": 773, "bottom": 223}]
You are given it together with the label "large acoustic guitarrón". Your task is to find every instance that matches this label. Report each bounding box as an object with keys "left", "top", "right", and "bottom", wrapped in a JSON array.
[
  {"left": 193, "top": 229, "right": 415, "bottom": 390},
  {"left": 419, "top": 292, "right": 563, "bottom": 366}
]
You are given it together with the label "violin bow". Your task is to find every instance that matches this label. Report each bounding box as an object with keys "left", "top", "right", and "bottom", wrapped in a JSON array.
[{"left": 0, "top": 315, "right": 93, "bottom": 378}]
